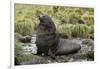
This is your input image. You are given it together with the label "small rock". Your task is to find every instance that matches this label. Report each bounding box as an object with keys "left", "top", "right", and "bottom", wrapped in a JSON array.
[
  {"left": 22, "top": 43, "right": 37, "bottom": 55},
  {"left": 15, "top": 33, "right": 31, "bottom": 43},
  {"left": 20, "top": 55, "right": 49, "bottom": 65},
  {"left": 82, "top": 39, "right": 94, "bottom": 46},
  {"left": 31, "top": 34, "right": 36, "bottom": 44}
]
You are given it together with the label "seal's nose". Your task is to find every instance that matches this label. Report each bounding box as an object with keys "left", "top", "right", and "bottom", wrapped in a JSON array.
[{"left": 38, "top": 14, "right": 43, "bottom": 20}]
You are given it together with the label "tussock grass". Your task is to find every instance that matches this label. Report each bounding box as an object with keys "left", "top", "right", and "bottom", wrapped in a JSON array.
[
  {"left": 15, "top": 40, "right": 34, "bottom": 65},
  {"left": 88, "top": 25, "right": 94, "bottom": 34},
  {"left": 57, "top": 24, "right": 90, "bottom": 38},
  {"left": 57, "top": 24, "right": 73, "bottom": 38},
  {"left": 71, "top": 24, "right": 89, "bottom": 38},
  {"left": 15, "top": 22, "right": 35, "bottom": 36}
]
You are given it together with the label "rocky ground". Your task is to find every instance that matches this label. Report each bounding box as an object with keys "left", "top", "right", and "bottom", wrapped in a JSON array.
[{"left": 15, "top": 33, "right": 94, "bottom": 65}]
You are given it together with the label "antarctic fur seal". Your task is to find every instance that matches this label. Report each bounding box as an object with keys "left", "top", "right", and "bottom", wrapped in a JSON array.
[{"left": 36, "top": 15, "right": 59, "bottom": 58}]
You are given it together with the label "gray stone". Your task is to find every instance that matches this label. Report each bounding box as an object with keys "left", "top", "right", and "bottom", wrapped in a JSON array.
[
  {"left": 22, "top": 43, "right": 37, "bottom": 55},
  {"left": 20, "top": 55, "right": 49, "bottom": 65},
  {"left": 15, "top": 33, "right": 31, "bottom": 43}
]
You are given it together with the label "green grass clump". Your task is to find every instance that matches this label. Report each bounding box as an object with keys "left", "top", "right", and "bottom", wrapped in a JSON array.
[
  {"left": 71, "top": 24, "right": 89, "bottom": 38},
  {"left": 15, "top": 54, "right": 34, "bottom": 65},
  {"left": 15, "top": 40, "right": 23, "bottom": 65},
  {"left": 88, "top": 25, "right": 94, "bottom": 39},
  {"left": 81, "top": 14, "right": 94, "bottom": 25},
  {"left": 88, "top": 25, "right": 94, "bottom": 34},
  {"left": 15, "top": 40, "right": 34, "bottom": 65},
  {"left": 57, "top": 24, "right": 90, "bottom": 38},
  {"left": 15, "top": 22, "right": 35, "bottom": 36},
  {"left": 68, "top": 12, "right": 80, "bottom": 24},
  {"left": 15, "top": 40, "right": 23, "bottom": 56},
  {"left": 57, "top": 24, "right": 74, "bottom": 38}
]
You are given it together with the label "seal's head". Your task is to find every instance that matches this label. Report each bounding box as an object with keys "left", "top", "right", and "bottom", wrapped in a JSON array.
[{"left": 38, "top": 15, "right": 53, "bottom": 24}]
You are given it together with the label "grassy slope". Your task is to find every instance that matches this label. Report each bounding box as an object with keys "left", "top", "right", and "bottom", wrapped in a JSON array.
[{"left": 14, "top": 3, "right": 94, "bottom": 38}]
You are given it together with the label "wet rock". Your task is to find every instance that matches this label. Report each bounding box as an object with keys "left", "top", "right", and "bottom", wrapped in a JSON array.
[
  {"left": 82, "top": 39, "right": 94, "bottom": 46},
  {"left": 31, "top": 34, "right": 36, "bottom": 44},
  {"left": 74, "top": 39, "right": 94, "bottom": 61},
  {"left": 19, "top": 35, "right": 31, "bottom": 43},
  {"left": 15, "top": 33, "right": 31, "bottom": 43},
  {"left": 22, "top": 43, "right": 37, "bottom": 55},
  {"left": 81, "top": 39, "right": 94, "bottom": 59}
]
